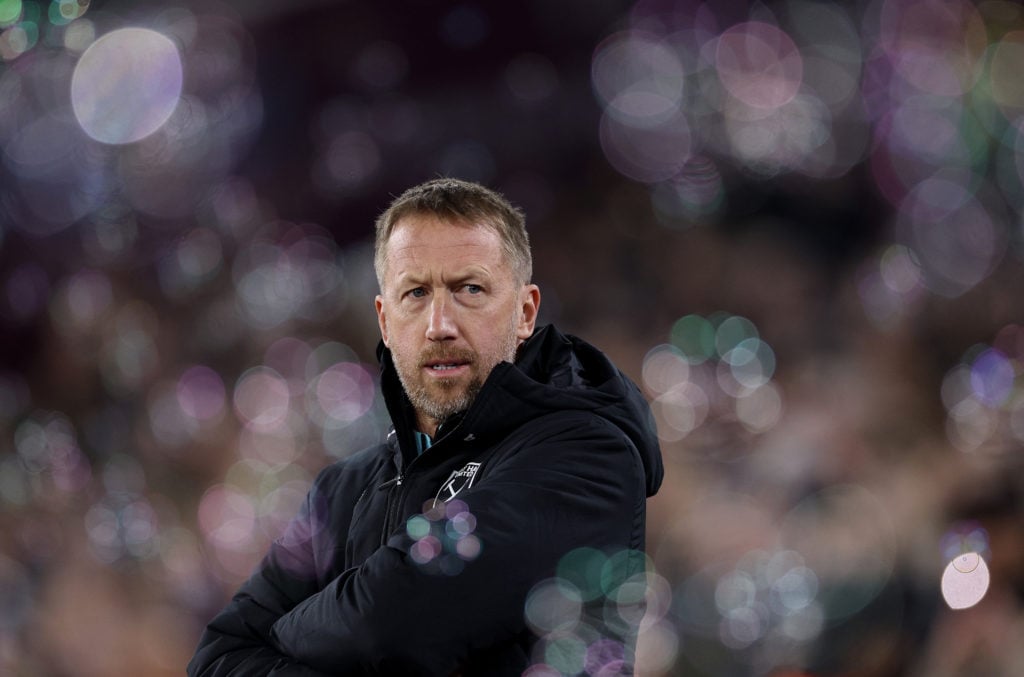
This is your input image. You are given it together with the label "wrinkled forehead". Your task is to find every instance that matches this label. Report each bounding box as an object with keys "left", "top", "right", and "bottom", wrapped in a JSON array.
[{"left": 382, "top": 216, "right": 510, "bottom": 279}]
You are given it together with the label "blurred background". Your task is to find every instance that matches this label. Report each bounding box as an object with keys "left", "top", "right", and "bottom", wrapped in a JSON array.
[{"left": 1, "top": 0, "right": 1023, "bottom": 674}]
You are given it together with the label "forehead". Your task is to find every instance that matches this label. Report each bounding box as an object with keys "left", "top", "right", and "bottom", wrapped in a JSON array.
[{"left": 385, "top": 214, "right": 506, "bottom": 268}]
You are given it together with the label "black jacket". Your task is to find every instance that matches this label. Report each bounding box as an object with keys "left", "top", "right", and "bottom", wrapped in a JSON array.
[{"left": 188, "top": 325, "right": 663, "bottom": 675}]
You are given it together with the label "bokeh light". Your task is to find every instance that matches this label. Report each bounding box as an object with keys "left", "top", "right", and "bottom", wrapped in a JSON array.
[
  {"left": 2, "top": 1, "right": 1024, "bottom": 674},
  {"left": 308, "top": 361, "right": 375, "bottom": 427},
  {"left": 646, "top": 312, "right": 784, "bottom": 444},
  {"left": 940, "top": 552, "right": 990, "bottom": 610},
  {"left": 895, "top": 175, "right": 1006, "bottom": 297},
  {"left": 523, "top": 548, "right": 661, "bottom": 674},
  {"left": 779, "top": 485, "right": 896, "bottom": 622},
  {"left": 71, "top": 28, "right": 183, "bottom": 144},
  {"left": 715, "top": 22, "right": 802, "bottom": 110},
  {"left": 233, "top": 367, "right": 291, "bottom": 433},
  {"left": 404, "top": 499, "right": 482, "bottom": 576},
  {"left": 176, "top": 365, "right": 226, "bottom": 422},
  {"left": 0, "top": 0, "right": 23, "bottom": 26},
  {"left": 940, "top": 325, "right": 1024, "bottom": 453},
  {"left": 592, "top": 31, "right": 686, "bottom": 128}
]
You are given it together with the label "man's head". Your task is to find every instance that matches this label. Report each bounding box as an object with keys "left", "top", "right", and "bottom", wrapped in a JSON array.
[
  {"left": 373, "top": 179, "right": 541, "bottom": 436},
  {"left": 374, "top": 177, "right": 533, "bottom": 289}
]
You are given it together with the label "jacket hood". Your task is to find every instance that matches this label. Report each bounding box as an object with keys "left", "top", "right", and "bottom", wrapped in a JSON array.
[{"left": 377, "top": 324, "right": 664, "bottom": 497}]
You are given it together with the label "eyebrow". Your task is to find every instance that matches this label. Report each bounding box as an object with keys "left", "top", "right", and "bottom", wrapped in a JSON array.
[{"left": 395, "top": 266, "right": 493, "bottom": 287}]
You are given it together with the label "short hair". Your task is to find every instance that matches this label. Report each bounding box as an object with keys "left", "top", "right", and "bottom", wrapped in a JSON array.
[{"left": 373, "top": 178, "right": 533, "bottom": 289}]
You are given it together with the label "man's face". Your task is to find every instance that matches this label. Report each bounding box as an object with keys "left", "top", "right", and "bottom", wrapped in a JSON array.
[{"left": 375, "top": 214, "right": 540, "bottom": 434}]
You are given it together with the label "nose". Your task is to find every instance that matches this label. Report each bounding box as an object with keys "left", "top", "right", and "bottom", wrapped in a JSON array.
[{"left": 425, "top": 293, "right": 458, "bottom": 341}]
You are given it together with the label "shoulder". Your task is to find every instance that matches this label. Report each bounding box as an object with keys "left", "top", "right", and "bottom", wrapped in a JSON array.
[
  {"left": 514, "top": 409, "right": 636, "bottom": 449},
  {"left": 488, "top": 410, "right": 643, "bottom": 484},
  {"left": 311, "top": 442, "right": 393, "bottom": 498}
]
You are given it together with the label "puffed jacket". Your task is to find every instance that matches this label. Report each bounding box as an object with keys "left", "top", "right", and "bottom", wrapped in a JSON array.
[{"left": 187, "top": 324, "right": 664, "bottom": 676}]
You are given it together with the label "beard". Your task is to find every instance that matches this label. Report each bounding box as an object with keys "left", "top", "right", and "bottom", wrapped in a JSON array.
[{"left": 392, "top": 317, "right": 519, "bottom": 428}]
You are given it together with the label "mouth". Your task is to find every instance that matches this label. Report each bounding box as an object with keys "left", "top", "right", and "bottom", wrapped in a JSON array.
[
  {"left": 422, "top": 357, "right": 472, "bottom": 377},
  {"left": 424, "top": 361, "right": 470, "bottom": 371}
]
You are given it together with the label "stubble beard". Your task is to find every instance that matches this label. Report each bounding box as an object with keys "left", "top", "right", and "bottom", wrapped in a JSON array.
[{"left": 394, "top": 318, "right": 519, "bottom": 429}]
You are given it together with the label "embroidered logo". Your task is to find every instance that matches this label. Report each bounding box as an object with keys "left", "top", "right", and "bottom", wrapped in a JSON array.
[{"left": 436, "top": 462, "right": 481, "bottom": 502}]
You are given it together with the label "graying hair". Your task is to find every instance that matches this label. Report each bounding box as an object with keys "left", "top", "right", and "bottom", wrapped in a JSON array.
[{"left": 373, "top": 178, "right": 532, "bottom": 289}]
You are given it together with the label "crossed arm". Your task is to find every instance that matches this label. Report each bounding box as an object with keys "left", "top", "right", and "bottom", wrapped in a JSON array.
[{"left": 187, "top": 417, "right": 645, "bottom": 676}]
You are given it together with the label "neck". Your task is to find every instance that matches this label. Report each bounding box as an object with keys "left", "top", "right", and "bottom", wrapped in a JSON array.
[{"left": 416, "top": 413, "right": 439, "bottom": 438}]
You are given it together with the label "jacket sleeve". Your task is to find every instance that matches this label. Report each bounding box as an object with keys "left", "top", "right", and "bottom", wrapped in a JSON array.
[
  {"left": 187, "top": 470, "right": 346, "bottom": 677},
  {"left": 269, "top": 413, "right": 648, "bottom": 675}
]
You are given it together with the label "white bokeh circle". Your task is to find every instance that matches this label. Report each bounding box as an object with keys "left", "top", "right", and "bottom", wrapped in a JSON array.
[
  {"left": 940, "top": 552, "right": 990, "bottom": 610},
  {"left": 71, "top": 28, "right": 183, "bottom": 144}
]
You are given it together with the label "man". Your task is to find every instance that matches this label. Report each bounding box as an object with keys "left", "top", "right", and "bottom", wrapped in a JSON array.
[{"left": 188, "top": 178, "right": 663, "bottom": 675}]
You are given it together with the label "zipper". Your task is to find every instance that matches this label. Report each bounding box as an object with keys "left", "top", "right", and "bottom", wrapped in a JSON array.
[
  {"left": 378, "top": 428, "right": 409, "bottom": 545},
  {"left": 378, "top": 473, "right": 405, "bottom": 545},
  {"left": 355, "top": 473, "right": 390, "bottom": 506},
  {"left": 375, "top": 421, "right": 469, "bottom": 545}
]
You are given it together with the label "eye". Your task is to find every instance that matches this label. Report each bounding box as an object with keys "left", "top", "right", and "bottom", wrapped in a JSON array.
[
  {"left": 464, "top": 284, "right": 483, "bottom": 294},
  {"left": 406, "top": 287, "right": 427, "bottom": 299}
]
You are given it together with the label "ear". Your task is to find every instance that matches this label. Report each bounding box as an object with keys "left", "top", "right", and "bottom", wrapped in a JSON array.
[
  {"left": 516, "top": 284, "right": 541, "bottom": 341},
  {"left": 375, "top": 295, "right": 389, "bottom": 346}
]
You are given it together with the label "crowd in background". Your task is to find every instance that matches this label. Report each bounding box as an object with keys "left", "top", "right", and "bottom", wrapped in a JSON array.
[{"left": 0, "top": 0, "right": 1022, "bottom": 674}]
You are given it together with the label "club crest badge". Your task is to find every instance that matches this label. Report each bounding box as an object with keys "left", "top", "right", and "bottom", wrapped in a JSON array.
[{"left": 436, "top": 462, "right": 481, "bottom": 502}]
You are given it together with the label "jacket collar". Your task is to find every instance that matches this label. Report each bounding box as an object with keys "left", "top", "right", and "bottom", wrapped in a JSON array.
[{"left": 376, "top": 325, "right": 664, "bottom": 498}]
